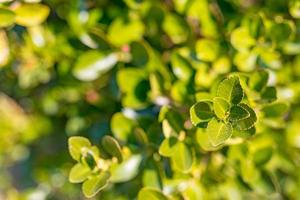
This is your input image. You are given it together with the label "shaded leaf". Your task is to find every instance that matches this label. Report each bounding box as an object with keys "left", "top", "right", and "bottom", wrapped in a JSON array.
[
  {"left": 233, "top": 103, "right": 257, "bottom": 131},
  {"left": 190, "top": 101, "right": 214, "bottom": 126},
  {"left": 101, "top": 135, "right": 123, "bottom": 163},
  {"left": 228, "top": 105, "right": 250, "bottom": 122}
]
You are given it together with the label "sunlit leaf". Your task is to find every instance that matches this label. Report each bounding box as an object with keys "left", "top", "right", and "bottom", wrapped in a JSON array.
[
  {"left": 14, "top": 3, "right": 50, "bottom": 26},
  {"left": 69, "top": 163, "right": 91, "bottom": 183},
  {"left": 73, "top": 51, "right": 118, "bottom": 81},
  {"left": 213, "top": 97, "right": 230, "bottom": 119},
  {"left": 82, "top": 171, "right": 110, "bottom": 198},
  {"left": 0, "top": 8, "right": 15, "bottom": 28},
  {"left": 138, "top": 187, "right": 168, "bottom": 200},
  {"left": 171, "top": 142, "right": 193, "bottom": 172},
  {"left": 68, "top": 136, "right": 91, "bottom": 161},
  {"left": 207, "top": 118, "right": 232, "bottom": 146},
  {"left": 217, "top": 76, "right": 244, "bottom": 104},
  {"left": 110, "top": 155, "right": 142, "bottom": 183}
]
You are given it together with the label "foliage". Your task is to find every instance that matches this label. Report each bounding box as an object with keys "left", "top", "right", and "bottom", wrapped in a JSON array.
[{"left": 1, "top": 0, "right": 300, "bottom": 200}]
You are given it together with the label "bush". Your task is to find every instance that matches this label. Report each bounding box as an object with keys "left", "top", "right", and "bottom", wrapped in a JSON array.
[{"left": 1, "top": 0, "right": 300, "bottom": 199}]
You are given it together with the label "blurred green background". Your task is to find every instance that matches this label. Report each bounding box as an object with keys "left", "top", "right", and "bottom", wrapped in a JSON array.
[{"left": 1, "top": 0, "right": 300, "bottom": 199}]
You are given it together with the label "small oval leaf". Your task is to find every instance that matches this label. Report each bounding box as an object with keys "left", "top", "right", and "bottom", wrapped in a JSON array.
[
  {"left": 101, "top": 135, "right": 123, "bottom": 163},
  {"left": 207, "top": 118, "right": 233, "bottom": 146},
  {"left": 82, "top": 171, "right": 110, "bottom": 198}
]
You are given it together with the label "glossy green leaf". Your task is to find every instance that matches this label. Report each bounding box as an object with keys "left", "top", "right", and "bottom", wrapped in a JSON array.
[
  {"left": 110, "top": 155, "right": 142, "bottom": 183},
  {"left": 233, "top": 103, "right": 257, "bottom": 131},
  {"left": 217, "top": 76, "right": 244, "bottom": 104},
  {"left": 14, "top": 3, "right": 50, "bottom": 27},
  {"left": 138, "top": 187, "right": 168, "bottom": 200},
  {"left": 171, "top": 142, "right": 193, "bottom": 172},
  {"left": 82, "top": 171, "right": 110, "bottom": 198},
  {"left": 73, "top": 51, "right": 117, "bottom": 81},
  {"left": 101, "top": 135, "right": 123, "bottom": 163},
  {"left": 68, "top": 136, "right": 91, "bottom": 161},
  {"left": 0, "top": 8, "right": 15, "bottom": 28},
  {"left": 69, "top": 163, "right": 91, "bottom": 183},
  {"left": 190, "top": 101, "right": 214, "bottom": 126},
  {"left": 158, "top": 137, "right": 178, "bottom": 157},
  {"left": 228, "top": 105, "right": 250, "bottom": 122},
  {"left": 213, "top": 97, "right": 230, "bottom": 119},
  {"left": 207, "top": 118, "right": 232, "bottom": 146}
]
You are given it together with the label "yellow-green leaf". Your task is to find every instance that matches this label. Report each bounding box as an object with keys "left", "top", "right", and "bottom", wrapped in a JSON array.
[{"left": 14, "top": 3, "right": 50, "bottom": 27}]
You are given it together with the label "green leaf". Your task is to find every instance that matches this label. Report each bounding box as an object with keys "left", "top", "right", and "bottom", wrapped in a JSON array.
[
  {"left": 260, "top": 86, "right": 277, "bottom": 103},
  {"left": 207, "top": 118, "right": 232, "bottom": 146},
  {"left": 249, "top": 70, "right": 269, "bottom": 92},
  {"left": 290, "top": 1, "right": 300, "bottom": 18},
  {"left": 0, "top": 8, "right": 15, "bottom": 28},
  {"left": 110, "top": 155, "right": 142, "bottom": 183},
  {"left": 261, "top": 102, "right": 289, "bottom": 118},
  {"left": 171, "top": 52, "right": 193, "bottom": 82},
  {"left": 73, "top": 51, "right": 117, "bottom": 81},
  {"left": 162, "top": 13, "right": 188, "bottom": 44},
  {"left": 233, "top": 103, "right": 257, "bottom": 131},
  {"left": 69, "top": 163, "right": 91, "bottom": 183},
  {"left": 190, "top": 101, "right": 214, "bottom": 126},
  {"left": 111, "top": 112, "right": 135, "bottom": 142},
  {"left": 81, "top": 146, "right": 99, "bottom": 169},
  {"left": 138, "top": 187, "right": 168, "bottom": 200},
  {"left": 131, "top": 42, "right": 149, "bottom": 66},
  {"left": 195, "top": 39, "right": 219, "bottom": 62},
  {"left": 101, "top": 135, "right": 123, "bottom": 163},
  {"left": 82, "top": 171, "right": 110, "bottom": 198},
  {"left": 158, "top": 137, "right": 178, "bottom": 157},
  {"left": 14, "top": 3, "right": 50, "bottom": 27},
  {"left": 171, "top": 142, "right": 193, "bottom": 172},
  {"left": 213, "top": 97, "right": 230, "bottom": 119},
  {"left": 117, "top": 68, "right": 146, "bottom": 93},
  {"left": 108, "top": 17, "right": 145, "bottom": 46},
  {"left": 230, "top": 27, "right": 255, "bottom": 52},
  {"left": 196, "top": 128, "right": 223, "bottom": 151},
  {"left": 228, "top": 105, "right": 250, "bottom": 122},
  {"left": 217, "top": 76, "right": 244, "bottom": 104},
  {"left": 68, "top": 136, "right": 91, "bottom": 161}
]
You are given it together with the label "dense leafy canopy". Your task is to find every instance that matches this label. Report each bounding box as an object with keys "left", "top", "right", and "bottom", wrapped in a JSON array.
[{"left": 1, "top": 0, "right": 300, "bottom": 199}]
